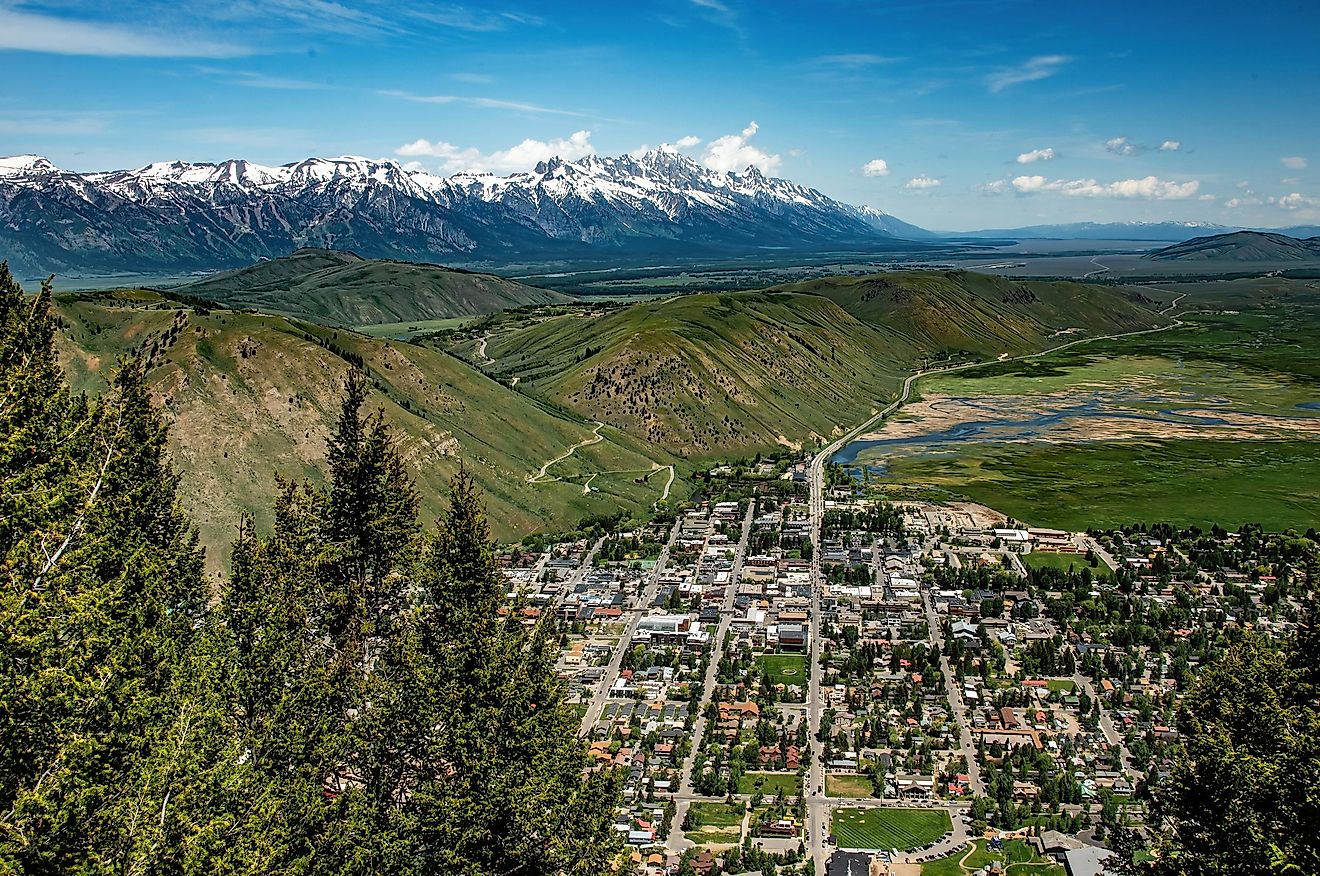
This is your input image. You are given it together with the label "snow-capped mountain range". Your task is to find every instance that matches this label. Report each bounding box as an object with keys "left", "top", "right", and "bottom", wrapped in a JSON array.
[{"left": 0, "top": 151, "right": 930, "bottom": 276}]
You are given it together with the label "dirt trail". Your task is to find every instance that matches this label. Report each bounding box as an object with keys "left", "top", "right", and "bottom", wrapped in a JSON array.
[{"left": 528, "top": 422, "right": 605, "bottom": 483}]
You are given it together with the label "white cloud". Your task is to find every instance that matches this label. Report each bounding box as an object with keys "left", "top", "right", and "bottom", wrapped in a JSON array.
[
  {"left": 675, "top": 135, "right": 701, "bottom": 149},
  {"left": 1011, "top": 174, "right": 1201, "bottom": 199},
  {"left": 862, "top": 158, "right": 891, "bottom": 177},
  {"left": 985, "top": 55, "right": 1069, "bottom": 93},
  {"left": 1281, "top": 156, "right": 1308, "bottom": 170},
  {"left": 380, "top": 89, "right": 586, "bottom": 117},
  {"left": 816, "top": 53, "right": 904, "bottom": 68},
  {"left": 977, "top": 180, "right": 1010, "bottom": 196},
  {"left": 0, "top": 110, "right": 115, "bottom": 136},
  {"left": 1224, "top": 196, "right": 1261, "bottom": 209},
  {"left": 195, "top": 66, "right": 324, "bottom": 90},
  {"left": 701, "top": 121, "right": 781, "bottom": 173},
  {"left": 0, "top": 7, "right": 246, "bottom": 57},
  {"left": 1275, "top": 192, "right": 1315, "bottom": 210},
  {"left": 1160, "top": 140, "right": 1181, "bottom": 152},
  {"left": 905, "top": 175, "right": 941, "bottom": 190},
  {"left": 1016, "top": 147, "right": 1056, "bottom": 164},
  {"left": 396, "top": 130, "right": 595, "bottom": 174},
  {"left": 1105, "top": 136, "right": 1146, "bottom": 157}
]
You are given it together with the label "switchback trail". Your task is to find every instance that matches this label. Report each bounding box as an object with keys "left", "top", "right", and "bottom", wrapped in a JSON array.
[{"left": 528, "top": 421, "right": 605, "bottom": 483}]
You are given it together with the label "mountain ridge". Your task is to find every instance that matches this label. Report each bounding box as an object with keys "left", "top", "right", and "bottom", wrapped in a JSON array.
[
  {"left": 1144, "top": 230, "right": 1320, "bottom": 262},
  {"left": 0, "top": 150, "right": 931, "bottom": 276}
]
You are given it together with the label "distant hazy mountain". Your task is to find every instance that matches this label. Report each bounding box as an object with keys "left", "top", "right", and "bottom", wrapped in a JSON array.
[
  {"left": 0, "top": 151, "right": 932, "bottom": 277},
  {"left": 1144, "top": 230, "right": 1320, "bottom": 262},
  {"left": 179, "top": 248, "right": 571, "bottom": 326},
  {"left": 952, "top": 220, "right": 1320, "bottom": 243},
  {"left": 950, "top": 220, "right": 1239, "bottom": 241}
]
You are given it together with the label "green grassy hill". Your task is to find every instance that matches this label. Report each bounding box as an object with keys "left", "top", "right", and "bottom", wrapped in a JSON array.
[
  {"left": 178, "top": 248, "right": 572, "bottom": 327},
  {"left": 783, "top": 270, "right": 1165, "bottom": 359},
  {"left": 485, "top": 291, "right": 909, "bottom": 455},
  {"left": 480, "top": 271, "right": 1167, "bottom": 457},
  {"left": 54, "top": 289, "right": 682, "bottom": 575},
  {"left": 1145, "top": 230, "right": 1320, "bottom": 262}
]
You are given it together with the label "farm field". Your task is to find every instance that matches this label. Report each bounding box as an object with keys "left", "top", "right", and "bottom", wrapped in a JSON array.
[
  {"left": 843, "top": 296, "right": 1320, "bottom": 532},
  {"left": 831, "top": 807, "right": 951, "bottom": 851},
  {"left": 882, "top": 438, "right": 1320, "bottom": 533}
]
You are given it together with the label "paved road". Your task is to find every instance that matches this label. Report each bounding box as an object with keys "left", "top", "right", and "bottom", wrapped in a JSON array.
[
  {"left": 579, "top": 521, "right": 682, "bottom": 734},
  {"left": 1073, "top": 673, "right": 1146, "bottom": 785},
  {"left": 674, "top": 505, "right": 756, "bottom": 792},
  {"left": 921, "top": 586, "right": 985, "bottom": 796},
  {"left": 667, "top": 503, "right": 757, "bottom": 855}
]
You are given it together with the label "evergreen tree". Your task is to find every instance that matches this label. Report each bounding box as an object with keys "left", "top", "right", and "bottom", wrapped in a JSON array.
[
  {"left": 1, "top": 272, "right": 624, "bottom": 874},
  {"left": 0, "top": 263, "right": 209, "bottom": 872},
  {"left": 1149, "top": 614, "right": 1319, "bottom": 875}
]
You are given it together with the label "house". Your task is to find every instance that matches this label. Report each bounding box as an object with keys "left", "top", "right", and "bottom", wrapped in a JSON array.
[{"left": 1063, "top": 846, "right": 1114, "bottom": 876}]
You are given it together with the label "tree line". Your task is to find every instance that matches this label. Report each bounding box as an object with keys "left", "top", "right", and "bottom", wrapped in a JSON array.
[{"left": 0, "top": 264, "right": 621, "bottom": 874}]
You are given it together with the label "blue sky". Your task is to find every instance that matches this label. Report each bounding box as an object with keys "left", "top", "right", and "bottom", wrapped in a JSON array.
[{"left": 2, "top": 0, "right": 1317, "bottom": 229}]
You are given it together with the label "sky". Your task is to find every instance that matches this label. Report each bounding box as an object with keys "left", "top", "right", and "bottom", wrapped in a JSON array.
[{"left": 2, "top": 0, "right": 1318, "bottom": 229}]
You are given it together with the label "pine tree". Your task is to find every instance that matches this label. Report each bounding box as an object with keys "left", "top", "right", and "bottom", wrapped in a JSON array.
[
  {"left": 0, "top": 264, "right": 210, "bottom": 872},
  {"left": 1149, "top": 618, "right": 1319, "bottom": 875}
]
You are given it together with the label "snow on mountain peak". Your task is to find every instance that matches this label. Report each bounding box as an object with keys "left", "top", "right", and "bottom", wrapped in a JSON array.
[{"left": 0, "top": 154, "right": 61, "bottom": 178}]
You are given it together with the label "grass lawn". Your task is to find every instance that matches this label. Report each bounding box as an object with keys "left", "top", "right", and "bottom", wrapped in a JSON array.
[
  {"left": 825, "top": 773, "right": 878, "bottom": 798},
  {"left": 687, "top": 801, "right": 745, "bottom": 844},
  {"left": 932, "top": 839, "right": 1063, "bottom": 876},
  {"left": 1046, "top": 679, "right": 1077, "bottom": 693},
  {"left": 738, "top": 772, "right": 802, "bottom": 797},
  {"left": 1022, "top": 551, "right": 1110, "bottom": 577},
  {"left": 920, "top": 847, "right": 971, "bottom": 876},
  {"left": 758, "top": 653, "right": 808, "bottom": 686},
  {"left": 831, "top": 807, "right": 950, "bottom": 851}
]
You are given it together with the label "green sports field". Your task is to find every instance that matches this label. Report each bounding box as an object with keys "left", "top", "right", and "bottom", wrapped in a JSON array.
[
  {"left": 831, "top": 806, "right": 951, "bottom": 850},
  {"left": 758, "top": 653, "right": 807, "bottom": 686}
]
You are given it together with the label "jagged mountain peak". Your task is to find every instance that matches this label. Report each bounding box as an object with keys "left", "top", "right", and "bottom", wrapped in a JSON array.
[{"left": 0, "top": 150, "right": 931, "bottom": 276}]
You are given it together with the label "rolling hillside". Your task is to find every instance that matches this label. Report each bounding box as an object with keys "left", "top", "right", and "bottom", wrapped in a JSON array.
[
  {"left": 782, "top": 271, "right": 1164, "bottom": 358},
  {"left": 53, "top": 289, "right": 680, "bottom": 574},
  {"left": 1145, "top": 230, "right": 1320, "bottom": 262},
  {"left": 178, "top": 248, "right": 571, "bottom": 326},
  {"left": 480, "top": 271, "right": 1168, "bottom": 456}
]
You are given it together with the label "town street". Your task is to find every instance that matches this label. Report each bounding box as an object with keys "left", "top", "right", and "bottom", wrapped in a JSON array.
[
  {"left": 920, "top": 587, "right": 985, "bottom": 796},
  {"left": 580, "top": 521, "right": 683, "bottom": 734}
]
